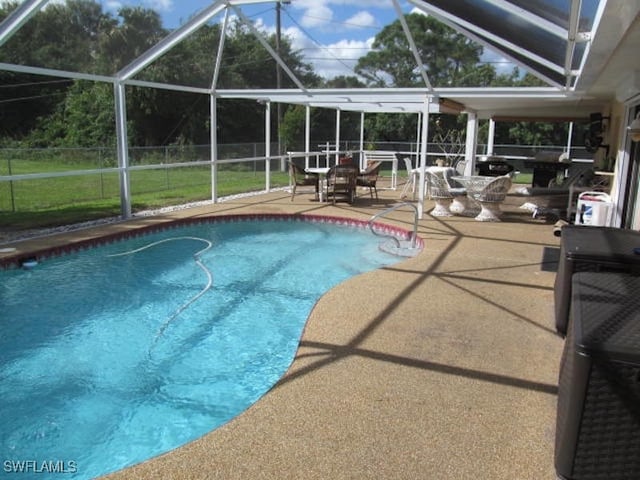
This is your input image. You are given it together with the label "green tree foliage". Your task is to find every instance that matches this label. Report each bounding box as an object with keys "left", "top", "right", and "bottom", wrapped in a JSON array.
[
  {"left": 96, "top": 7, "right": 165, "bottom": 74},
  {"left": 0, "top": 0, "right": 111, "bottom": 142},
  {"left": 1, "top": 3, "right": 316, "bottom": 147},
  {"left": 280, "top": 76, "right": 366, "bottom": 150},
  {"left": 28, "top": 81, "right": 118, "bottom": 148},
  {"left": 489, "top": 73, "right": 573, "bottom": 149},
  {"left": 355, "top": 13, "right": 483, "bottom": 88},
  {"left": 354, "top": 13, "right": 493, "bottom": 146},
  {"left": 212, "top": 20, "right": 320, "bottom": 144}
]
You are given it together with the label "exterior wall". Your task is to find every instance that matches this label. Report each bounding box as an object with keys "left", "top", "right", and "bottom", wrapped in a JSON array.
[{"left": 608, "top": 96, "right": 640, "bottom": 230}]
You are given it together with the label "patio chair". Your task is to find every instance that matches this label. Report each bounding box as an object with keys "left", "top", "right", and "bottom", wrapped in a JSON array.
[
  {"left": 399, "top": 157, "right": 416, "bottom": 199},
  {"left": 356, "top": 161, "right": 382, "bottom": 200},
  {"left": 288, "top": 161, "right": 319, "bottom": 201},
  {"left": 425, "top": 170, "right": 454, "bottom": 216},
  {"left": 442, "top": 168, "right": 469, "bottom": 215},
  {"left": 472, "top": 174, "right": 512, "bottom": 221},
  {"left": 326, "top": 164, "right": 358, "bottom": 204},
  {"left": 513, "top": 164, "right": 595, "bottom": 219}
]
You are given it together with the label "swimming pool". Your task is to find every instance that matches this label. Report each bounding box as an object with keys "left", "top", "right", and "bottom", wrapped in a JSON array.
[{"left": 0, "top": 215, "right": 416, "bottom": 479}]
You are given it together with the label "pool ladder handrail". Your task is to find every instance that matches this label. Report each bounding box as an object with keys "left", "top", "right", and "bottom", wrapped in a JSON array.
[{"left": 368, "top": 202, "right": 419, "bottom": 250}]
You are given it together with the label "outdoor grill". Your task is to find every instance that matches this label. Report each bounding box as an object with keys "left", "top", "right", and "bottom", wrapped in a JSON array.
[
  {"left": 475, "top": 155, "right": 514, "bottom": 177},
  {"left": 523, "top": 152, "right": 571, "bottom": 187}
]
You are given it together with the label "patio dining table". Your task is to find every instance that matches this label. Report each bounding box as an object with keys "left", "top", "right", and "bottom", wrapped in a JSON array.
[{"left": 305, "top": 167, "right": 330, "bottom": 202}]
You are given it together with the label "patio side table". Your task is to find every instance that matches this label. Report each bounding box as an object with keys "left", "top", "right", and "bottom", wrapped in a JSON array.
[
  {"left": 555, "top": 272, "right": 640, "bottom": 480},
  {"left": 553, "top": 225, "right": 640, "bottom": 336}
]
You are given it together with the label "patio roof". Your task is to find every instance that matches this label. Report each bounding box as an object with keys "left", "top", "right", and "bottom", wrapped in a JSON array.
[
  {"left": 217, "top": 0, "right": 635, "bottom": 119},
  {"left": 409, "top": 0, "right": 603, "bottom": 90}
]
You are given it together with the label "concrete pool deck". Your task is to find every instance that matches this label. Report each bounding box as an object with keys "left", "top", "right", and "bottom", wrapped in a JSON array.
[{"left": 2, "top": 184, "right": 565, "bottom": 479}]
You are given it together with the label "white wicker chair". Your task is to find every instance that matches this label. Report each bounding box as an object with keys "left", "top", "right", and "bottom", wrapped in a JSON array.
[
  {"left": 471, "top": 175, "right": 512, "bottom": 221},
  {"left": 443, "top": 168, "right": 469, "bottom": 215},
  {"left": 399, "top": 157, "right": 415, "bottom": 199},
  {"left": 425, "top": 170, "right": 454, "bottom": 216}
]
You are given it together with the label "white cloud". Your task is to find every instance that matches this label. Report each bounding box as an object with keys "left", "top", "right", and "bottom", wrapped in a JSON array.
[
  {"left": 481, "top": 49, "right": 517, "bottom": 75},
  {"left": 409, "top": 6, "right": 429, "bottom": 17},
  {"left": 298, "top": 4, "right": 333, "bottom": 29},
  {"left": 104, "top": 0, "right": 122, "bottom": 12},
  {"left": 287, "top": 29, "right": 374, "bottom": 79},
  {"left": 327, "top": 0, "right": 389, "bottom": 7},
  {"left": 291, "top": 0, "right": 386, "bottom": 31},
  {"left": 312, "top": 37, "right": 373, "bottom": 79},
  {"left": 246, "top": 0, "right": 390, "bottom": 79},
  {"left": 142, "top": 0, "right": 173, "bottom": 12},
  {"left": 344, "top": 11, "right": 377, "bottom": 30}
]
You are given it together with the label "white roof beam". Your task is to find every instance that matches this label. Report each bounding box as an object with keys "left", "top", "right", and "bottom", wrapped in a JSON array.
[
  {"left": 0, "top": 61, "right": 115, "bottom": 83},
  {"left": 0, "top": 0, "right": 49, "bottom": 47},
  {"left": 230, "top": 4, "right": 308, "bottom": 93},
  {"left": 563, "top": 0, "right": 583, "bottom": 89},
  {"left": 392, "top": 0, "right": 433, "bottom": 91},
  {"left": 410, "top": 1, "right": 566, "bottom": 76},
  {"left": 211, "top": 8, "right": 230, "bottom": 90},
  {"left": 117, "top": 0, "right": 227, "bottom": 80},
  {"left": 482, "top": 0, "right": 568, "bottom": 39},
  {"left": 409, "top": 1, "right": 566, "bottom": 88},
  {"left": 123, "top": 78, "right": 211, "bottom": 94},
  {"left": 564, "top": 0, "right": 591, "bottom": 88}
]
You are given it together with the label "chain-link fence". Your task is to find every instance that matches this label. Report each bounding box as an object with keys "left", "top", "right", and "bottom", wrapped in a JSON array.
[{"left": 0, "top": 141, "right": 593, "bottom": 231}]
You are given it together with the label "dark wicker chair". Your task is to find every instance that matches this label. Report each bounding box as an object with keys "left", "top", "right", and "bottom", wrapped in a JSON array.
[
  {"left": 326, "top": 164, "right": 358, "bottom": 204},
  {"left": 356, "top": 161, "right": 382, "bottom": 200},
  {"left": 288, "top": 161, "right": 319, "bottom": 201}
]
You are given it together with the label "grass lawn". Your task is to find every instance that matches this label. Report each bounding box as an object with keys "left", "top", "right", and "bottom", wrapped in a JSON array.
[
  {"left": 0, "top": 159, "right": 290, "bottom": 232},
  {"left": 0, "top": 159, "right": 532, "bottom": 233}
]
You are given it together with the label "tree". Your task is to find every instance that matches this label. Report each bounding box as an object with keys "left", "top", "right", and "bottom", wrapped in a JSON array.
[
  {"left": 28, "top": 81, "right": 118, "bottom": 148},
  {"left": 490, "top": 73, "right": 574, "bottom": 150},
  {"left": 212, "top": 20, "right": 320, "bottom": 144},
  {"left": 354, "top": 13, "right": 495, "bottom": 147},
  {"left": 96, "top": 6, "right": 166, "bottom": 74},
  {"left": 0, "top": 0, "right": 111, "bottom": 142},
  {"left": 355, "top": 13, "right": 483, "bottom": 88},
  {"left": 280, "top": 76, "right": 366, "bottom": 150}
]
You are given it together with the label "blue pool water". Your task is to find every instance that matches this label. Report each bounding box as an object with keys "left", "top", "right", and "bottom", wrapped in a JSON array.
[{"left": 0, "top": 218, "right": 404, "bottom": 479}]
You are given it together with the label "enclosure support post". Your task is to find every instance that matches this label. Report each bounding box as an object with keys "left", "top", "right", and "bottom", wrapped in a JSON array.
[
  {"left": 416, "top": 112, "right": 422, "bottom": 164},
  {"left": 465, "top": 112, "right": 479, "bottom": 175},
  {"left": 114, "top": 81, "right": 131, "bottom": 218},
  {"left": 305, "top": 105, "right": 311, "bottom": 169},
  {"left": 335, "top": 109, "right": 341, "bottom": 164},
  {"left": 566, "top": 121, "right": 574, "bottom": 157},
  {"left": 210, "top": 94, "right": 218, "bottom": 202},
  {"left": 359, "top": 112, "right": 365, "bottom": 170},
  {"left": 487, "top": 118, "right": 496, "bottom": 155},
  {"left": 265, "top": 101, "right": 271, "bottom": 192},
  {"left": 417, "top": 101, "right": 430, "bottom": 219}
]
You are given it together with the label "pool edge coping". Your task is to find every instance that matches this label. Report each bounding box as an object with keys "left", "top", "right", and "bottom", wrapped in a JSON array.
[{"left": 0, "top": 213, "right": 423, "bottom": 270}]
